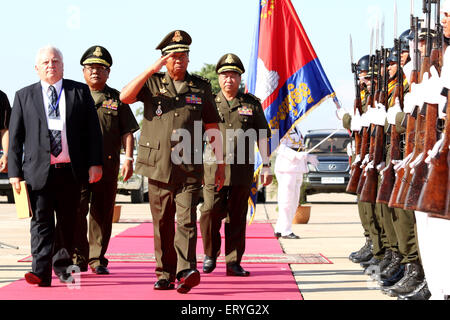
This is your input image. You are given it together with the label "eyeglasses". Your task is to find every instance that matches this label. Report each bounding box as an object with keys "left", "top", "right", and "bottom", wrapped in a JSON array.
[{"left": 84, "top": 65, "right": 109, "bottom": 72}]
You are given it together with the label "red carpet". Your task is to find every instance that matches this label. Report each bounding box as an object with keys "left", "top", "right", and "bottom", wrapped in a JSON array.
[{"left": 0, "top": 223, "right": 304, "bottom": 300}]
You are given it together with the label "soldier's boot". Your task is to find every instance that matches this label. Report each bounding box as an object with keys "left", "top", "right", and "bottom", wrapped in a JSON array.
[
  {"left": 349, "top": 237, "right": 371, "bottom": 261},
  {"left": 351, "top": 240, "right": 373, "bottom": 263},
  {"left": 397, "top": 280, "right": 431, "bottom": 300},
  {"left": 386, "top": 261, "right": 425, "bottom": 297},
  {"left": 379, "top": 250, "right": 402, "bottom": 281},
  {"left": 369, "top": 249, "right": 392, "bottom": 280}
]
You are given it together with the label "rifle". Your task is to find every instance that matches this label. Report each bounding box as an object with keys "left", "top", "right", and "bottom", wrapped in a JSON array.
[
  {"left": 394, "top": 0, "right": 432, "bottom": 208},
  {"left": 377, "top": 40, "right": 404, "bottom": 204},
  {"left": 388, "top": 15, "right": 420, "bottom": 208},
  {"left": 404, "top": 0, "right": 442, "bottom": 210},
  {"left": 418, "top": 90, "right": 449, "bottom": 215},
  {"left": 346, "top": 35, "right": 364, "bottom": 194},
  {"left": 360, "top": 25, "right": 386, "bottom": 204},
  {"left": 357, "top": 28, "right": 377, "bottom": 195}
]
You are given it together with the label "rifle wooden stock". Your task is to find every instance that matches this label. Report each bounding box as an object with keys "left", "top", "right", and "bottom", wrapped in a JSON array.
[
  {"left": 395, "top": 109, "right": 426, "bottom": 207},
  {"left": 388, "top": 114, "right": 416, "bottom": 207},
  {"left": 357, "top": 124, "right": 374, "bottom": 195},
  {"left": 377, "top": 125, "right": 401, "bottom": 204},
  {"left": 420, "top": 94, "right": 450, "bottom": 216},
  {"left": 360, "top": 125, "right": 384, "bottom": 203},
  {"left": 445, "top": 151, "right": 450, "bottom": 218},
  {"left": 393, "top": 56, "right": 432, "bottom": 207},
  {"left": 347, "top": 127, "right": 368, "bottom": 194},
  {"left": 404, "top": 103, "right": 439, "bottom": 210}
]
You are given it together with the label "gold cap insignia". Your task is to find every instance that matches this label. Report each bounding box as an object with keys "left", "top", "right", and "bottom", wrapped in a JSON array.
[
  {"left": 225, "top": 54, "right": 234, "bottom": 64},
  {"left": 93, "top": 47, "right": 103, "bottom": 57},
  {"left": 172, "top": 31, "right": 183, "bottom": 42}
]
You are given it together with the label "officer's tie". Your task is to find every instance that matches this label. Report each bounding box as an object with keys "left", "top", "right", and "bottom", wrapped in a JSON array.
[{"left": 47, "top": 85, "right": 62, "bottom": 157}]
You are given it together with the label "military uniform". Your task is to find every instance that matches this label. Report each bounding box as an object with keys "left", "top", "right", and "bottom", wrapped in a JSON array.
[
  {"left": 134, "top": 31, "right": 221, "bottom": 288},
  {"left": 200, "top": 53, "right": 271, "bottom": 273},
  {"left": 74, "top": 46, "right": 140, "bottom": 272}
]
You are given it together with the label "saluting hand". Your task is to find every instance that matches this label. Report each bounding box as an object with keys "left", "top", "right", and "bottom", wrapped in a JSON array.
[
  {"left": 120, "top": 159, "right": 133, "bottom": 182},
  {"left": 151, "top": 52, "right": 175, "bottom": 74},
  {"left": 89, "top": 165, "right": 103, "bottom": 184}
]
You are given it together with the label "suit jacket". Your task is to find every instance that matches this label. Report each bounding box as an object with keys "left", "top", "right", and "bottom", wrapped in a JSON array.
[{"left": 8, "top": 79, "right": 103, "bottom": 190}]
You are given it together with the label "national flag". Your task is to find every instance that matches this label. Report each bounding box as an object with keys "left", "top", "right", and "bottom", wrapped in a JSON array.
[{"left": 246, "top": 0, "right": 337, "bottom": 223}]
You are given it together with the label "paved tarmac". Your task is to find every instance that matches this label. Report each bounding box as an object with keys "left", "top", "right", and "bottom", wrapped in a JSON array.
[{"left": 0, "top": 191, "right": 395, "bottom": 300}]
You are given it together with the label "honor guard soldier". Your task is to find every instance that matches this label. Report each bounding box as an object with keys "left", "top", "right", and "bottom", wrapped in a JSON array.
[
  {"left": 73, "top": 46, "right": 140, "bottom": 275},
  {"left": 342, "top": 55, "right": 379, "bottom": 265},
  {"left": 199, "top": 53, "right": 272, "bottom": 277},
  {"left": 0, "top": 90, "right": 11, "bottom": 172},
  {"left": 120, "top": 30, "right": 225, "bottom": 293}
]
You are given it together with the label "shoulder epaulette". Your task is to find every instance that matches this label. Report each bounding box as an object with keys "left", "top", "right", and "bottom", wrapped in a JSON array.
[
  {"left": 244, "top": 92, "right": 261, "bottom": 103},
  {"left": 190, "top": 73, "right": 211, "bottom": 83}
]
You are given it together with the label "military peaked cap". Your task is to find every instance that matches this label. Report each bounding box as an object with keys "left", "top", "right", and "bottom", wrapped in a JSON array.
[
  {"left": 156, "top": 30, "right": 192, "bottom": 55},
  {"left": 215, "top": 53, "right": 245, "bottom": 75},
  {"left": 80, "top": 45, "right": 112, "bottom": 67}
]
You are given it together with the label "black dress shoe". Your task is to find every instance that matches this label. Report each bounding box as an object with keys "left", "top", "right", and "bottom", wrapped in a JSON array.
[
  {"left": 24, "top": 272, "right": 51, "bottom": 287},
  {"left": 226, "top": 263, "right": 250, "bottom": 277},
  {"left": 274, "top": 232, "right": 281, "bottom": 238},
  {"left": 281, "top": 233, "right": 300, "bottom": 239},
  {"left": 177, "top": 269, "right": 201, "bottom": 294},
  {"left": 154, "top": 279, "right": 175, "bottom": 290},
  {"left": 93, "top": 266, "right": 110, "bottom": 275},
  {"left": 203, "top": 256, "right": 216, "bottom": 274}
]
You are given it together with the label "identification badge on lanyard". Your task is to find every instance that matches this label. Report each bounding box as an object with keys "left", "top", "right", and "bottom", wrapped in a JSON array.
[{"left": 48, "top": 86, "right": 64, "bottom": 131}]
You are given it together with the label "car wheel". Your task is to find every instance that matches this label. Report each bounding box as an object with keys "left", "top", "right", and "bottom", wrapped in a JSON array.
[{"left": 130, "top": 182, "right": 144, "bottom": 203}]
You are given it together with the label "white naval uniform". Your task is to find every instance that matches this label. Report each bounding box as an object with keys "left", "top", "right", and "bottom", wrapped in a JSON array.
[{"left": 274, "top": 129, "right": 318, "bottom": 236}]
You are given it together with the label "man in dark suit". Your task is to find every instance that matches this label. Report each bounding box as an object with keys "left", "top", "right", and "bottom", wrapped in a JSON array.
[{"left": 8, "top": 46, "right": 103, "bottom": 287}]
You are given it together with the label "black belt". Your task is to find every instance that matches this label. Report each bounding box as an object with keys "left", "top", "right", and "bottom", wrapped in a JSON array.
[
  {"left": 289, "top": 146, "right": 304, "bottom": 152},
  {"left": 51, "top": 163, "right": 71, "bottom": 169}
]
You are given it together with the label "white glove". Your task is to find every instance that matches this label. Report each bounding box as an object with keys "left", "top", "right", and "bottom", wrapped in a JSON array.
[
  {"left": 424, "top": 66, "right": 446, "bottom": 105},
  {"left": 376, "top": 161, "right": 386, "bottom": 171},
  {"left": 403, "top": 89, "right": 415, "bottom": 114},
  {"left": 365, "top": 160, "right": 374, "bottom": 173},
  {"left": 393, "top": 152, "right": 413, "bottom": 171},
  {"left": 425, "top": 137, "right": 444, "bottom": 164},
  {"left": 387, "top": 98, "right": 402, "bottom": 125},
  {"left": 351, "top": 110, "right": 362, "bottom": 132},
  {"left": 371, "top": 102, "right": 387, "bottom": 126},
  {"left": 352, "top": 154, "right": 361, "bottom": 166},
  {"left": 360, "top": 112, "right": 370, "bottom": 128}
]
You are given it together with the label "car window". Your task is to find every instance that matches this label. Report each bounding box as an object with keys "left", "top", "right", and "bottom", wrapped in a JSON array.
[{"left": 305, "top": 136, "right": 351, "bottom": 154}]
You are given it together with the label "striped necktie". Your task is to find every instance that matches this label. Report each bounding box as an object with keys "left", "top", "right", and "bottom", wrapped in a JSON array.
[{"left": 48, "top": 85, "right": 62, "bottom": 157}]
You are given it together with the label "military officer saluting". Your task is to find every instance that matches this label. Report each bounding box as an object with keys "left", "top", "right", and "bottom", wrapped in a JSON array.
[
  {"left": 200, "top": 53, "right": 272, "bottom": 277},
  {"left": 120, "top": 30, "right": 225, "bottom": 294},
  {"left": 73, "top": 46, "right": 140, "bottom": 275}
]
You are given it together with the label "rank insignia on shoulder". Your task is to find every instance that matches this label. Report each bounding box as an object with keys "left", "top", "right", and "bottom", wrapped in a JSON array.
[
  {"left": 238, "top": 106, "right": 253, "bottom": 116},
  {"left": 102, "top": 99, "right": 118, "bottom": 111},
  {"left": 160, "top": 88, "right": 167, "bottom": 94},
  {"left": 186, "top": 95, "right": 202, "bottom": 105}
]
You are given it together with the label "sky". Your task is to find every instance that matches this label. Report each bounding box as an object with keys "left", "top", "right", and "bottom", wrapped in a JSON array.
[{"left": 0, "top": 0, "right": 427, "bottom": 133}]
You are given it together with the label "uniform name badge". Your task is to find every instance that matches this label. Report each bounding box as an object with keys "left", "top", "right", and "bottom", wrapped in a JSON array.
[
  {"left": 48, "top": 118, "right": 63, "bottom": 131},
  {"left": 156, "top": 105, "right": 163, "bottom": 116},
  {"left": 238, "top": 106, "right": 253, "bottom": 116}
]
